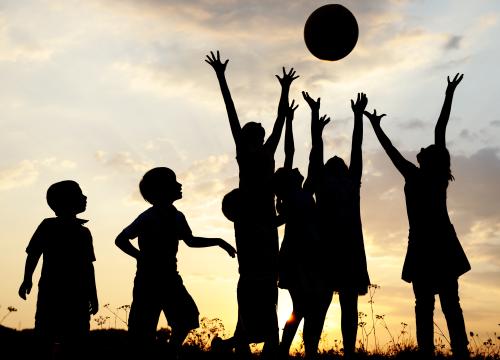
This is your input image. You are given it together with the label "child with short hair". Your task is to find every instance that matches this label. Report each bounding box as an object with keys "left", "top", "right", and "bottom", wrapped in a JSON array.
[
  {"left": 206, "top": 50, "right": 298, "bottom": 358},
  {"left": 115, "top": 167, "right": 236, "bottom": 355},
  {"left": 19, "top": 180, "right": 98, "bottom": 359}
]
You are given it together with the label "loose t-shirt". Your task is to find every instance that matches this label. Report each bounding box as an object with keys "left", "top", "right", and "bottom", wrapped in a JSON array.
[
  {"left": 26, "top": 217, "right": 95, "bottom": 312},
  {"left": 120, "top": 205, "right": 192, "bottom": 277}
]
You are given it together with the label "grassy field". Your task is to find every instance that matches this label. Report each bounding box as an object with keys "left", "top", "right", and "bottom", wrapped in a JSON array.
[
  {"left": 1, "top": 322, "right": 499, "bottom": 360},
  {"left": 2, "top": 288, "right": 498, "bottom": 360}
]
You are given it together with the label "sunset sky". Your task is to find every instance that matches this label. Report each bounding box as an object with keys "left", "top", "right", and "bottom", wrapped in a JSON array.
[{"left": 1, "top": 0, "right": 499, "bottom": 349}]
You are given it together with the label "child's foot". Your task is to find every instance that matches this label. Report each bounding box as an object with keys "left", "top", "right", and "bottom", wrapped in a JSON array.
[{"left": 211, "top": 335, "right": 230, "bottom": 353}]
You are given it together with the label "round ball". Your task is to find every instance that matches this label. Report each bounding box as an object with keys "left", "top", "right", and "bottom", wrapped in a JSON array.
[{"left": 304, "top": 4, "right": 359, "bottom": 61}]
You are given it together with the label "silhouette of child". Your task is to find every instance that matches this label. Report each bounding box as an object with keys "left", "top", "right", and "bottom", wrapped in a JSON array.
[
  {"left": 18, "top": 180, "right": 98, "bottom": 359},
  {"left": 365, "top": 74, "right": 469, "bottom": 359},
  {"left": 115, "top": 167, "right": 236, "bottom": 356},
  {"left": 303, "top": 91, "right": 371, "bottom": 359},
  {"left": 273, "top": 101, "right": 332, "bottom": 359},
  {"left": 206, "top": 50, "right": 298, "bottom": 358}
]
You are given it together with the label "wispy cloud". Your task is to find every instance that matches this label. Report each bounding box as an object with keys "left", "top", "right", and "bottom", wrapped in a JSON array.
[
  {"left": 444, "top": 34, "right": 463, "bottom": 50},
  {"left": 0, "top": 158, "right": 78, "bottom": 191},
  {"left": 0, "top": 160, "right": 38, "bottom": 190},
  {"left": 95, "top": 151, "right": 152, "bottom": 173}
]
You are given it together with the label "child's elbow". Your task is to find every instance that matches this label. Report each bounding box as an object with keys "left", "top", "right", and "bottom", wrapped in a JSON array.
[
  {"left": 183, "top": 235, "right": 197, "bottom": 247},
  {"left": 115, "top": 233, "right": 127, "bottom": 247}
]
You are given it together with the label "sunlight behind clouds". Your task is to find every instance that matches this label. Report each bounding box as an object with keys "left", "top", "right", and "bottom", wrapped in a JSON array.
[{"left": 0, "top": 0, "right": 499, "bottom": 347}]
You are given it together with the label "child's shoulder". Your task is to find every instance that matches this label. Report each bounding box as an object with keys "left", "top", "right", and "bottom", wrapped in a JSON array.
[
  {"left": 36, "top": 217, "right": 59, "bottom": 230},
  {"left": 172, "top": 206, "right": 188, "bottom": 222},
  {"left": 41, "top": 217, "right": 91, "bottom": 233},
  {"left": 134, "top": 206, "right": 156, "bottom": 222}
]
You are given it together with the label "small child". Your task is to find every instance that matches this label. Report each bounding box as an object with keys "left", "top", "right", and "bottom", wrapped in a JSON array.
[
  {"left": 115, "top": 167, "right": 236, "bottom": 355},
  {"left": 18, "top": 180, "right": 98, "bottom": 359}
]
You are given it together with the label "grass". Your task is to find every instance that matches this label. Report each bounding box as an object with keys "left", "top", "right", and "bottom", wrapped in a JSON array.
[
  {"left": 1, "top": 322, "right": 499, "bottom": 359},
  {"left": 1, "top": 287, "right": 499, "bottom": 359}
]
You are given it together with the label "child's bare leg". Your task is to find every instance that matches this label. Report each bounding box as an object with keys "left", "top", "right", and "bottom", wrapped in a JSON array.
[
  {"left": 280, "top": 288, "right": 306, "bottom": 358},
  {"left": 171, "top": 326, "right": 190, "bottom": 350},
  {"left": 280, "top": 310, "right": 303, "bottom": 357},
  {"left": 261, "top": 311, "right": 279, "bottom": 360}
]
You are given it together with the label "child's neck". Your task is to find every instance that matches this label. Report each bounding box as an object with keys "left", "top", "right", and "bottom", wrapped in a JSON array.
[
  {"left": 56, "top": 213, "right": 78, "bottom": 220},
  {"left": 153, "top": 202, "right": 174, "bottom": 209}
]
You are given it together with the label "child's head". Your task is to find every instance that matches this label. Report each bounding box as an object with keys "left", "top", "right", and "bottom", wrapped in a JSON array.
[
  {"left": 222, "top": 188, "right": 241, "bottom": 222},
  {"left": 241, "top": 122, "right": 265, "bottom": 152},
  {"left": 273, "top": 167, "right": 303, "bottom": 199},
  {"left": 46, "top": 180, "right": 87, "bottom": 216},
  {"left": 139, "top": 167, "right": 182, "bottom": 205},
  {"left": 325, "top": 156, "right": 349, "bottom": 178},
  {"left": 417, "top": 144, "right": 454, "bottom": 182}
]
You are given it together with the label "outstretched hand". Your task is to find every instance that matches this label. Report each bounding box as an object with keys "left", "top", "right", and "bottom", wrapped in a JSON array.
[
  {"left": 302, "top": 91, "right": 320, "bottom": 112},
  {"left": 351, "top": 92, "right": 368, "bottom": 116},
  {"left": 18, "top": 280, "right": 32, "bottom": 300},
  {"left": 286, "top": 99, "right": 299, "bottom": 121},
  {"left": 446, "top": 73, "right": 464, "bottom": 94},
  {"left": 205, "top": 50, "right": 229, "bottom": 75},
  {"left": 219, "top": 240, "right": 237, "bottom": 258},
  {"left": 364, "top": 109, "right": 386, "bottom": 127},
  {"left": 316, "top": 114, "right": 331, "bottom": 133},
  {"left": 276, "top": 67, "right": 299, "bottom": 88}
]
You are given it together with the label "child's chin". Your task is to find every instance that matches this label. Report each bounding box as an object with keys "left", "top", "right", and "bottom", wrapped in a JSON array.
[{"left": 77, "top": 205, "right": 87, "bottom": 213}]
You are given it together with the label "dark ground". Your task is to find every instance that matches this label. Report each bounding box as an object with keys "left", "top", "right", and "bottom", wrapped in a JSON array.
[{"left": 1, "top": 325, "right": 498, "bottom": 360}]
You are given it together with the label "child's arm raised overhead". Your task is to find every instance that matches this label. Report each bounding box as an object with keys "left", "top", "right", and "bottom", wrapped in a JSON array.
[
  {"left": 205, "top": 51, "right": 242, "bottom": 152},
  {"left": 435, "top": 73, "right": 464, "bottom": 148},
  {"left": 302, "top": 91, "right": 330, "bottom": 192},
  {"left": 349, "top": 93, "right": 368, "bottom": 182},
  {"left": 364, "top": 109, "right": 415, "bottom": 178},
  {"left": 265, "top": 67, "right": 299, "bottom": 155},
  {"left": 284, "top": 100, "right": 299, "bottom": 170},
  {"left": 183, "top": 236, "right": 236, "bottom": 258}
]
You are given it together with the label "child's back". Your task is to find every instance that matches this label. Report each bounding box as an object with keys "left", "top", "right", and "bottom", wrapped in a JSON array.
[
  {"left": 19, "top": 180, "right": 98, "bottom": 358},
  {"left": 29, "top": 217, "right": 95, "bottom": 332}
]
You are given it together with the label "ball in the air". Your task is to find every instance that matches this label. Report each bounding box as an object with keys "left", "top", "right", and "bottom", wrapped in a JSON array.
[{"left": 304, "top": 4, "right": 359, "bottom": 61}]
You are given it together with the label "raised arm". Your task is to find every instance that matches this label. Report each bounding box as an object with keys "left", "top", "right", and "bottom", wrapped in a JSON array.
[
  {"left": 265, "top": 67, "right": 299, "bottom": 154},
  {"left": 206, "top": 51, "right": 242, "bottom": 149},
  {"left": 284, "top": 100, "right": 299, "bottom": 170},
  {"left": 435, "top": 73, "right": 464, "bottom": 147},
  {"left": 302, "top": 91, "right": 330, "bottom": 192},
  {"left": 349, "top": 93, "right": 368, "bottom": 182},
  {"left": 365, "top": 109, "right": 415, "bottom": 178}
]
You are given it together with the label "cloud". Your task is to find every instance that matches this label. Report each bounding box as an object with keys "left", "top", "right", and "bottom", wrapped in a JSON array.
[
  {"left": 0, "top": 160, "right": 38, "bottom": 190},
  {"left": 0, "top": 158, "right": 79, "bottom": 191},
  {"left": 95, "top": 150, "right": 152, "bottom": 173},
  {"left": 397, "top": 118, "right": 428, "bottom": 130},
  {"left": 444, "top": 34, "right": 463, "bottom": 50},
  {"left": 179, "top": 154, "right": 238, "bottom": 201},
  {"left": 93, "top": 0, "right": 460, "bottom": 115},
  {"left": 459, "top": 129, "right": 478, "bottom": 141},
  {"left": 490, "top": 120, "right": 500, "bottom": 127},
  {"left": 0, "top": 17, "right": 54, "bottom": 62}
]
